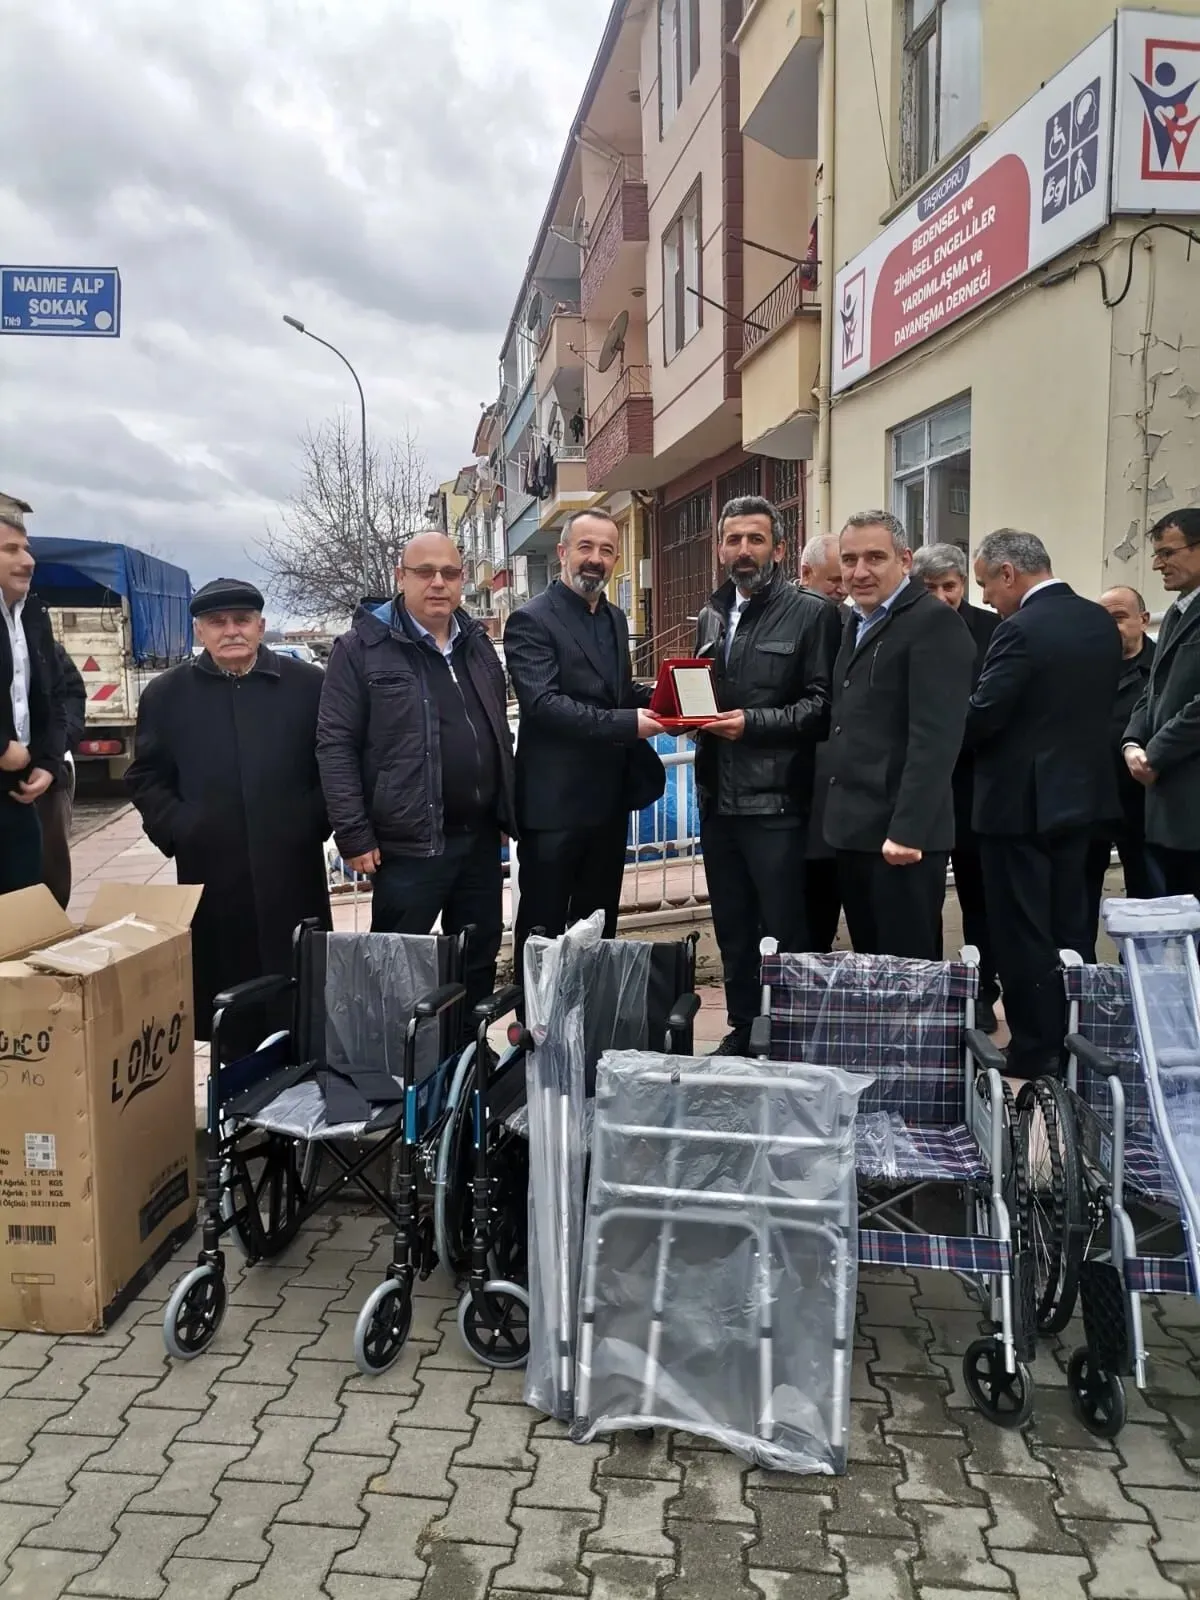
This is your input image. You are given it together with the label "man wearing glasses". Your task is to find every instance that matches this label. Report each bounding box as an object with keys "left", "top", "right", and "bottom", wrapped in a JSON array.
[
  {"left": 317, "top": 531, "right": 515, "bottom": 1011},
  {"left": 1124, "top": 508, "right": 1200, "bottom": 898}
]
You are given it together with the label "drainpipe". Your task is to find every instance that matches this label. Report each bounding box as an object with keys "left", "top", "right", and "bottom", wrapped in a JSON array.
[{"left": 816, "top": 0, "right": 836, "bottom": 536}]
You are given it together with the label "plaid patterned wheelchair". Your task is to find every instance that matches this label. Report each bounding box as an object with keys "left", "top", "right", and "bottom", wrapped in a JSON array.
[
  {"left": 163, "top": 924, "right": 478, "bottom": 1375},
  {"left": 1042, "top": 939, "right": 1199, "bottom": 1438},
  {"left": 751, "top": 943, "right": 1037, "bottom": 1428}
]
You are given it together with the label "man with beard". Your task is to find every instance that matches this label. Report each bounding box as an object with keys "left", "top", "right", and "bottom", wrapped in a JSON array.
[
  {"left": 695, "top": 498, "right": 840, "bottom": 1054},
  {"left": 127, "top": 579, "right": 331, "bottom": 1051},
  {"left": 505, "top": 510, "right": 664, "bottom": 976},
  {"left": 798, "top": 533, "right": 847, "bottom": 953}
]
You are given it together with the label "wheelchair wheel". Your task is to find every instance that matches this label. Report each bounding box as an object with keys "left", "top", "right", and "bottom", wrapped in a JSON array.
[
  {"left": 224, "top": 1134, "right": 320, "bottom": 1260},
  {"left": 1018, "top": 1077, "right": 1084, "bottom": 1334},
  {"left": 433, "top": 1053, "right": 476, "bottom": 1273},
  {"left": 962, "top": 1336, "right": 1034, "bottom": 1429},
  {"left": 1067, "top": 1349, "right": 1126, "bottom": 1439},
  {"left": 162, "top": 1265, "right": 227, "bottom": 1361},
  {"left": 457, "top": 1280, "right": 530, "bottom": 1370},
  {"left": 353, "top": 1279, "right": 413, "bottom": 1376}
]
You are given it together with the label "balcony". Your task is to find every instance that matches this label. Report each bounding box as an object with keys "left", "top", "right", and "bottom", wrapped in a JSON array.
[
  {"left": 737, "top": 0, "right": 821, "bottom": 159},
  {"left": 737, "top": 266, "right": 821, "bottom": 459},
  {"left": 581, "top": 161, "right": 649, "bottom": 323},
  {"left": 587, "top": 366, "right": 654, "bottom": 492},
  {"left": 538, "top": 448, "right": 593, "bottom": 530},
  {"left": 536, "top": 308, "right": 584, "bottom": 398}
]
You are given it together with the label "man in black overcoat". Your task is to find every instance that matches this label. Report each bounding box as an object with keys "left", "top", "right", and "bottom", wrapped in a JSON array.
[
  {"left": 966, "top": 531, "right": 1121, "bottom": 1079},
  {"left": 127, "top": 578, "right": 331, "bottom": 1047}
]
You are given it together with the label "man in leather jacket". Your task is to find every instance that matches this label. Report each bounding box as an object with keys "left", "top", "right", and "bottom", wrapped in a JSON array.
[{"left": 694, "top": 495, "right": 841, "bottom": 1054}]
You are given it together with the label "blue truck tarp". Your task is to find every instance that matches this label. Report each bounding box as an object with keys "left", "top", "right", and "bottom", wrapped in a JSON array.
[{"left": 27, "top": 537, "right": 193, "bottom": 666}]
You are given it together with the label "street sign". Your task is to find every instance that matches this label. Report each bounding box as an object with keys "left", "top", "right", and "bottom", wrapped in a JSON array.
[{"left": 0, "top": 268, "right": 121, "bottom": 337}]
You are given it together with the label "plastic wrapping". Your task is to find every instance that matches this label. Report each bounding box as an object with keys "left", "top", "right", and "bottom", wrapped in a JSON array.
[
  {"left": 522, "top": 914, "right": 656, "bottom": 1420},
  {"left": 1104, "top": 896, "right": 1200, "bottom": 1294},
  {"left": 247, "top": 1078, "right": 369, "bottom": 1140},
  {"left": 324, "top": 932, "right": 443, "bottom": 1089},
  {"left": 763, "top": 951, "right": 974, "bottom": 1129},
  {"left": 855, "top": 1112, "right": 922, "bottom": 1180},
  {"left": 572, "top": 1049, "right": 869, "bottom": 1474}
]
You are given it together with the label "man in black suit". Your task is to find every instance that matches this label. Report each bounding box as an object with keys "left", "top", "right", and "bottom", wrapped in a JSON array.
[
  {"left": 1124, "top": 508, "right": 1200, "bottom": 897},
  {"left": 1086, "top": 586, "right": 1157, "bottom": 927},
  {"left": 967, "top": 530, "right": 1121, "bottom": 1078},
  {"left": 912, "top": 541, "right": 1001, "bottom": 1030},
  {"left": 798, "top": 533, "right": 846, "bottom": 953},
  {"left": 0, "top": 494, "right": 69, "bottom": 894},
  {"left": 824, "top": 511, "right": 975, "bottom": 959},
  {"left": 694, "top": 498, "right": 841, "bottom": 1054},
  {"left": 505, "top": 510, "right": 664, "bottom": 974}
]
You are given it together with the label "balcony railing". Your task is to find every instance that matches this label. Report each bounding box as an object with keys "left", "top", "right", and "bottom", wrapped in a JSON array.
[
  {"left": 741, "top": 263, "right": 819, "bottom": 359},
  {"left": 587, "top": 157, "right": 645, "bottom": 256},
  {"left": 588, "top": 365, "right": 652, "bottom": 439}
]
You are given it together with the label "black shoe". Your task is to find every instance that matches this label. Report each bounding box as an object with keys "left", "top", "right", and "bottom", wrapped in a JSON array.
[{"left": 710, "top": 1028, "right": 751, "bottom": 1057}]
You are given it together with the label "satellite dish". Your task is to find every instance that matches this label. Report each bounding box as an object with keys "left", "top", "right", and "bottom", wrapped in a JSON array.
[
  {"left": 597, "top": 309, "right": 629, "bottom": 374},
  {"left": 571, "top": 196, "right": 589, "bottom": 246},
  {"left": 525, "top": 291, "right": 543, "bottom": 330}
]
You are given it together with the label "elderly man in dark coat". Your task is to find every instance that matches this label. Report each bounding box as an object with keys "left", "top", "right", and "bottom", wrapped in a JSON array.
[{"left": 127, "top": 578, "right": 331, "bottom": 1048}]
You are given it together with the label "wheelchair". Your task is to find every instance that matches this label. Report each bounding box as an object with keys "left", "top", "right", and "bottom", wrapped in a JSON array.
[
  {"left": 163, "top": 922, "right": 479, "bottom": 1375},
  {"left": 752, "top": 943, "right": 1038, "bottom": 1428}
]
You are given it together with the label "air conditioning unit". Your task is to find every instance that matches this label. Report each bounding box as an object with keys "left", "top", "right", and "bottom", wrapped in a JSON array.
[{"left": 638, "top": 558, "right": 653, "bottom": 590}]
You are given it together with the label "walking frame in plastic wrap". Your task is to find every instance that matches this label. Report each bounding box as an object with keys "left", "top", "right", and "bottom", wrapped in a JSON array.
[
  {"left": 521, "top": 912, "right": 656, "bottom": 1421},
  {"left": 571, "top": 1049, "right": 869, "bottom": 1474}
]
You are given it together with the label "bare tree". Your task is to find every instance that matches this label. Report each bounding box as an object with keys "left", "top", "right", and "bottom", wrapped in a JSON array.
[{"left": 257, "top": 413, "right": 436, "bottom": 621}]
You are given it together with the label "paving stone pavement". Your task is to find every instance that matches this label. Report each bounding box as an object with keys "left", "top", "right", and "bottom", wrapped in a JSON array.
[{"left": 2, "top": 1207, "right": 1198, "bottom": 1599}]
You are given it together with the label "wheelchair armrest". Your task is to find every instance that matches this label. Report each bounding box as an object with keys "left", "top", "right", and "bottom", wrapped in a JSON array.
[
  {"left": 964, "top": 1028, "right": 1006, "bottom": 1073},
  {"left": 667, "top": 992, "right": 701, "bottom": 1033},
  {"left": 212, "top": 974, "right": 294, "bottom": 1013},
  {"left": 414, "top": 982, "right": 468, "bottom": 1019},
  {"left": 748, "top": 1015, "right": 771, "bottom": 1060},
  {"left": 472, "top": 985, "right": 522, "bottom": 1024},
  {"left": 1065, "top": 1031, "right": 1119, "bottom": 1077}
]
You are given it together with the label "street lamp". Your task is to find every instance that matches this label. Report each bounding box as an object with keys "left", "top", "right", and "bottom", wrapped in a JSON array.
[{"left": 283, "top": 314, "right": 372, "bottom": 600}]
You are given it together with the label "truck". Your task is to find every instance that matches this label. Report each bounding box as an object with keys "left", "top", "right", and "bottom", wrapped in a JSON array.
[{"left": 28, "top": 537, "right": 193, "bottom": 780}]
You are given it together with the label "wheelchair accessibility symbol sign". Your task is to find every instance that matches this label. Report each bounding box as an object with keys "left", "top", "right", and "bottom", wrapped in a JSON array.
[{"left": 1043, "top": 78, "right": 1102, "bottom": 222}]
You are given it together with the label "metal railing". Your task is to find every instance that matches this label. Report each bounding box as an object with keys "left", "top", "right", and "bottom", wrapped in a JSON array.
[
  {"left": 588, "top": 364, "right": 652, "bottom": 439},
  {"left": 587, "top": 157, "right": 646, "bottom": 257},
  {"left": 742, "top": 263, "right": 820, "bottom": 359}
]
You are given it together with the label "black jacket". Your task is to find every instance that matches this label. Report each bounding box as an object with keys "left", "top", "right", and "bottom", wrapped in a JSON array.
[
  {"left": 317, "top": 600, "right": 515, "bottom": 861},
  {"left": 127, "top": 648, "right": 331, "bottom": 1040},
  {"left": 1105, "top": 636, "right": 1155, "bottom": 836},
  {"left": 693, "top": 572, "right": 839, "bottom": 819},
  {"left": 952, "top": 599, "right": 1000, "bottom": 844},
  {"left": 823, "top": 580, "right": 975, "bottom": 853},
  {"left": 505, "top": 581, "right": 658, "bottom": 832},
  {"left": 0, "top": 590, "right": 68, "bottom": 794},
  {"left": 799, "top": 588, "right": 845, "bottom": 863},
  {"left": 1125, "top": 598, "right": 1200, "bottom": 851},
  {"left": 53, "top": 643, "right": 86, "bottom": 752},
  {"left": 966, "top": 582, "right": 1122, "bottom": 837}
]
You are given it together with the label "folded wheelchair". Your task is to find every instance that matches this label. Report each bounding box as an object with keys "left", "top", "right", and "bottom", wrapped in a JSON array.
[
  {"left": 163, "top": 923, "right": 500, "bottom": 1375},
  {"left": 1033, "top": 903, "right": 1200, "bottom": 1438},
  {"left": 751, "top": 944, "right": 1037, "bottom": 1427}
]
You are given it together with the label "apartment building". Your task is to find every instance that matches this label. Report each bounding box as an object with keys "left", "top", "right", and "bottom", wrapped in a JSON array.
[{"left": 816, "top": 0, "right": 1200, "bottom": 606}]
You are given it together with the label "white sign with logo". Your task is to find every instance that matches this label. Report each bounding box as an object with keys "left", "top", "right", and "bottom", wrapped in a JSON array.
[
  {"left": 1113, "top": 10, "right": 1200, "bottom": 212},
  {"left": 833, "top": 28, "right": 1114, "bottom": 395}
]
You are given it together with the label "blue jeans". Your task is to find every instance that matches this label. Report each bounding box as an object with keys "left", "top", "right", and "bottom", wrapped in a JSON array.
[{"left": 0, "top": 798, "right": 43, "bottom": 894}]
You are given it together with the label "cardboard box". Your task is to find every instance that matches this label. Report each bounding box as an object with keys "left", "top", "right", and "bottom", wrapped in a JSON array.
[{"left": 0, "top": 882, "right": 201, "bottom": 1334}]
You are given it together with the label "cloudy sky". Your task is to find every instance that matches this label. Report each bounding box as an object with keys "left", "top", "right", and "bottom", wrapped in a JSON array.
[{"left": 0, "top": 0, "right": 610, "bottom": 599}]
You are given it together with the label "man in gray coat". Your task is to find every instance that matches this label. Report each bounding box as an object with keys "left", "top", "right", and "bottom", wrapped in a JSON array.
[{"left": 1124, "top": 508, "right": 1200, "bottom": 897}]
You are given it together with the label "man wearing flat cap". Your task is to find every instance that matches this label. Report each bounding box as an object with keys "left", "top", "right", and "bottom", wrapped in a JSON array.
[
  {"left": 127, "top": 578, "right": 331, "bottom": 1045},
  {"left": 0, "top": 493, "right": 69, "bottom": 893}
]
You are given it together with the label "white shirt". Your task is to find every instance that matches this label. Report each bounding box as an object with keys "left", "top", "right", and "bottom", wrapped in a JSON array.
[
  {"left": 409, "top": 612, "right": 460, "bottom": 661},
  {"left": 1019, "top": 578, "right": 1063, "bottom": 607},
  {"left": 725, "top": 595, "right": 750, "bottom": 661},
  {"left": 1, "top": 593, "right": 30, "bottom": 745}
]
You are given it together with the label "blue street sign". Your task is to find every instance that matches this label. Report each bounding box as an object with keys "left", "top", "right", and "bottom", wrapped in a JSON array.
[{"left": 0, "top": 267, "right": 121, "bottom": 337}]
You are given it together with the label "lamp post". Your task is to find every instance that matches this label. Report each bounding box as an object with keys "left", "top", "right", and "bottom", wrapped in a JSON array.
[{"left": 283, "top": 315, "right": 371, "bottom": 599}]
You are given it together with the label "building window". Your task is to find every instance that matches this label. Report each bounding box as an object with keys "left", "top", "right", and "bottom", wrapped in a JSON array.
[
  {"left": 902, "top": 0, "right": 981, "bottom": 187},
  {"left": 659, "top": 0, "right": 700, "bottom": 133},
  {"left": 890, "top": 396, "right": 971, "bottom": 552},
  {"left": 767, "top": 459, "right": 806, "bottom": 580},
  {"left": 663, "top": 185, "right": 702, "bottom": 361}
]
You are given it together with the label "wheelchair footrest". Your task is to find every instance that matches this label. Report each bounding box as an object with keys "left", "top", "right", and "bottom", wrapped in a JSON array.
[{"left": 1079, "top": 1260, "right": 1131, "bottom": 1374}]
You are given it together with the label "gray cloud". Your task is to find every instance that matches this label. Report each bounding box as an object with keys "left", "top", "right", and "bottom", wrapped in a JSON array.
[{"left": 0, "top": 0, "right": 608, "bottom": 608}]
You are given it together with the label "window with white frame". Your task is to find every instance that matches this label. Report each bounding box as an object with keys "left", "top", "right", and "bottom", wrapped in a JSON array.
[
  {"left": 659, "top": 0, "right": 700, "bottom": 133},
  {"left": 663, "top": 185, "right": 702, "bottom": 360},
  {"left": 890, "top": 396, "right": 971, "bottom": 553},
  {"left": 902, "top": 0, "right": 981, "bottom": 187},
  {"left": 515, "top": 327, "right": 536, "bottom": 393}
]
